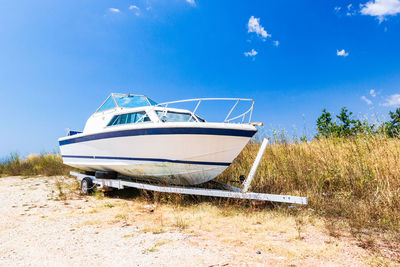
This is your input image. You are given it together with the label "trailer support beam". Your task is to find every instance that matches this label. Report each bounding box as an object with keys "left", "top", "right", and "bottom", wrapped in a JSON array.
[{"left": 241, "top": 138, "right": 269, "bottom": 193}]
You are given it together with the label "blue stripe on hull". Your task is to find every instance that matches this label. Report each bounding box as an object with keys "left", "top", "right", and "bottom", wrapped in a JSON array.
[
  {"left": 62, "top": 155, "right": 232, "bottom": 166},
  {"left": 59, "top": 127, "right": 256, "bottom": 146}
]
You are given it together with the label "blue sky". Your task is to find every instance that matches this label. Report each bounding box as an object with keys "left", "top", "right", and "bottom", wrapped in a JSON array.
[{"left": 1, "top": 0, "right": 400, "bottom": 156}]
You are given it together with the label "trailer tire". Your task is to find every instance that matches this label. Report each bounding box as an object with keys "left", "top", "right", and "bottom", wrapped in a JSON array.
[{"left": 81, "top": 177, "right": 94, "bottom": 195}]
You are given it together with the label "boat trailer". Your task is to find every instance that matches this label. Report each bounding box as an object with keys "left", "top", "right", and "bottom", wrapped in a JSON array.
[{"left": 70, "top": 139, "right": 308, "bottom": 205}]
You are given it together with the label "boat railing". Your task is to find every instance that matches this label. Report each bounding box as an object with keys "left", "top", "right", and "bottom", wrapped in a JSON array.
[{"left": 155, "top": 98, "right": 255, "bottom": 124}]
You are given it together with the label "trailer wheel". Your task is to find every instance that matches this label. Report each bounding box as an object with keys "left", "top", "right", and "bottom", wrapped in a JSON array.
[{"left": 81, "top": 177, "right": 94, "bottom": 195}]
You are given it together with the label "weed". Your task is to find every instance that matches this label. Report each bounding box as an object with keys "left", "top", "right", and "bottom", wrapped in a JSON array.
[
  {"left": 115, "top": 213, "right": 130, "bottom": 225},
  {"left": 122, "top": 234, "right": 134, "bottom": 238},
  {"left": 92, "top": 190, "right": 104, "bottom": 200},
  {"left": 55, "top": 180, "right": 66, "bottom": 201},
  {"left": 175, "top": 215, "right": 188, "bottom": 230},
  {"left": 104, "top": 202, "right": 115, "bottom": 208},
  {"left": 324, "top": 218, "right": 341, "bottom": 238},
  {"left": 154, "top": 239, "right": 172, "bottom": 247},
  {"left": 50, "top": 178, "right": 79, "bottom": 201},
  {"left": 294, "top": 216, "right": 305, "bottom": 240},
  {"left": 88, "top": 209, "right": 99, "bottom": 214},
  {"left": 145, "top": 239, "right": 172, "bottom": 254},
  {"left": 141, "top": 226, "right": 166, "bottom": 234},
  {"left": 78, "top": 220, "right": 102, "bottom": 226}
]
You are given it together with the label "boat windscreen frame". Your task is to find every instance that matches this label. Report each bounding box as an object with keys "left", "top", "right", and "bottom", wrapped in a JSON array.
[{"left": 95, "top": 93, "right": 157, "bottom": 113}]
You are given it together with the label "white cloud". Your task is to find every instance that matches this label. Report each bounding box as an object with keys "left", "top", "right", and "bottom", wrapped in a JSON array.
[
  {"left": 346, "top": 3, "right": 357, "bottom": 16},
  {"left": 129, "top": 5, "right": 140, "bottom": 16},
  {"left": 186, "top": 0, "right": 196, "bottom": 6},
  {"left": 273, "top": 40, "right": 279, "bottom": 46},
  {"left": 334, "top": 6, "right": 342, "bottom": 12},
  {"left": 361, "top": 96, "right": 373, "bottom": 105},
  {"left": 360, "top": 0, "right": 400, "bottom": 21},
  {"left": 109, "top": 8, "right": 120, "bottom": 13},
  {"left": 383, "top": 94, "right": 400, "bottom": 106},
  {"left": 370, "top": 89, "right": 377, "bottom": 97},
  {"left": 244, "top": 49, "right": 258, "bottom": 60},
  {"left": 248, "top": 16, "right": 271, "bottom": 39},
  {"left": 337, "top": 49, "right": 349, "bottom": 57}
]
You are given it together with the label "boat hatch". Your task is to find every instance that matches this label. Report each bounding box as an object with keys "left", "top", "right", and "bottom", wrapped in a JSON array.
[{"left": 96, "top": 93, "right": 157, "bottom": 113}]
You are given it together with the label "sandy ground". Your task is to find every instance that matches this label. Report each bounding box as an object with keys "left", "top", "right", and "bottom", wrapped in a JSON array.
[{"left": 0, "top": 176, "right": 388, "bottom": 266}]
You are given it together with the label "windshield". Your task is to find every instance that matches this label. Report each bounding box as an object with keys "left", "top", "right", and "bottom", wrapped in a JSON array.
[
  {"left": 156, "top": 110, "right": 204, "bottom": 122},
  {"left": 96, "top": 94, "right": 157, "bottom": 112},
  {"left": 97, "top": 96, "right": 116, "bottom": 112},
  {"left": 114, "top": 95, "right": 156, "bottom": 108}
]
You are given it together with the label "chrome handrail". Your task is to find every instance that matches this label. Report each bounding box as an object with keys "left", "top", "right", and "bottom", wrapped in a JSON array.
[{"left": 155, "top": 98, "right": 255, "bottom": 124}]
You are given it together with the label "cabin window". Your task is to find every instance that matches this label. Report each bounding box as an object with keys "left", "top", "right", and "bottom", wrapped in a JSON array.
[
  {"left": 107, "top": 111, "right": 150, "bottom": 126},
  {"left": 108, "top": 115, "right": 120, "bottom": 126},
  {"left": 155, "top": 111, "right": 201, "bottom": 122}
]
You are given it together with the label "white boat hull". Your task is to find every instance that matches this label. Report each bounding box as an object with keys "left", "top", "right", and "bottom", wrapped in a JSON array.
[{"left": 59, "top": 123, "right": 257, "bottom": 185}]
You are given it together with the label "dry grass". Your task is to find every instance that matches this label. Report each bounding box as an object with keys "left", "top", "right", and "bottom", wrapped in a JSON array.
[
  {"left": 220, "top": 135, "right": 400, "bottom": 234},
  {"left": 218, "top": 135, "right": 400, "bottom": 261},
  {"left": 69, "top": 196, "right": 373, "bottom": 265},
  {"left": 2, "top": 134, "right": 400, "bottom": 262},
  {"left": 47, "top": 173, "right": 398, "bottom": 264},
  {"left": 48, "top": 177, "right": 80, "bottom": 202},
  {"left": 4, "top": 136, "right": 399, "bottom": 235},
  {"left": 146, "top": 239, "right": 173, "bottom": 253},
  {"left": 0, "top": 153, "right": 71, "bottom": 177}
]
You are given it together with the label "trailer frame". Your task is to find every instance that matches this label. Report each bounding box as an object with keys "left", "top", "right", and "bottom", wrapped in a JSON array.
[{"left": 70, "top": 138, "right": 308, "bottom": 205}]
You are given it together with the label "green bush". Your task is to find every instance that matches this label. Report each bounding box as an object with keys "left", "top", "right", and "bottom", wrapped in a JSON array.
[{"left": 316, "top": 106, "right": 400, "bottom": 138}]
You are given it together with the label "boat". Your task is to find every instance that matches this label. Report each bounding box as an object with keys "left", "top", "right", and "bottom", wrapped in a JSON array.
[{"left": 58, "top": 93, "right": 260, "bottom": 185}]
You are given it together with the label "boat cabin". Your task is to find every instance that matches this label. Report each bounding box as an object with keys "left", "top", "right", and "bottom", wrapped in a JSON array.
[{"left": 78, "top": 93, "right": 205, "bottom": 135}]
